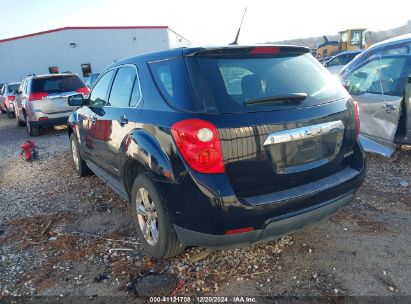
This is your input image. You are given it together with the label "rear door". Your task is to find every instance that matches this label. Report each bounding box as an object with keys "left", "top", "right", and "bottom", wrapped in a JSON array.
[{"left": 346, "top": 55, "right": 408, "bottom": 157}]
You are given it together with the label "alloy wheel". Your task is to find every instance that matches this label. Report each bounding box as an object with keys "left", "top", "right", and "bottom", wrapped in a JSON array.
[{"left": 135, "top": 187, "right": 159, "bottom": 246}]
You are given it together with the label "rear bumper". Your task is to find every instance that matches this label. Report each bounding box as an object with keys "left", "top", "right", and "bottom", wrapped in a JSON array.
[
  {"left": 30, "top": 116, "right": 68, "bottom": 127},
  {"left": 174, "top": 190, "right": 354, "bottom": 249}
]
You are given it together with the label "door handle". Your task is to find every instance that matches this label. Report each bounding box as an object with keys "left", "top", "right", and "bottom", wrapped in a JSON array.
[
  {"left": 382, "top": 103, "right": 397, "bottom": 113},
  {"left": 118, "top": 114, "right": 128, "bottom": 126}
]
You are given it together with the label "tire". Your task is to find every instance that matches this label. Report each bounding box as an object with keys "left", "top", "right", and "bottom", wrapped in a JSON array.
[
  {"left": 131, "top": 174, "right": 184, "bottom": 259},
  {"left": 16, "top": 115, "right": 24, "bottom": 127},
  {"left": 24, "top": 113, "right": 39, "bottom": 137},
  {"left": 70, "top": 133, "right": 90, "bottom": 177},
  {"left": 6, "top": 109, "right": 14, "bottom": 118}
]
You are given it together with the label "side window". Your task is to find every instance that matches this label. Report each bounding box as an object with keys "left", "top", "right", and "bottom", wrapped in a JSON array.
[
  {"left": 347, "top": 58, "right": 382, "bottom": 95},
  {"left": 378, "top": 57, "right": 407, "bottom": 96},
  {"left": 327, "top": 57, "right": 340, "bottom": 67},
  {"left": 381, "top": 46, "right": 409, "bottom": 56},
  {"left": 149, "top": 57, "right": 196, "bottom": 111},
  {"left": 89, "top": 70, "right": 115, "bottom": 106},
  {"left": 130, "top": 75, "right": 142, "bottom": 107},
  {"left": 0, "top": 86, "right": 4, "bottom": 95},
  {"left": 108, "top": 67, "right": 137, "bottom": 107},
  {"left": 347, "top": 56, "right": 407, "bottom": 96}
]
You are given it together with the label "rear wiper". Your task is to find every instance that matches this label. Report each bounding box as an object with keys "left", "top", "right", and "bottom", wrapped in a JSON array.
[{"left": 244, "top": 93, "right": 308, "bottom": 106}]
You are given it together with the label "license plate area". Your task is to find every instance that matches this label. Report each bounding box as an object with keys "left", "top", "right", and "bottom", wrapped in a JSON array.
[{"left": 263, "top": 121, "right": 345, "bottom": 174}]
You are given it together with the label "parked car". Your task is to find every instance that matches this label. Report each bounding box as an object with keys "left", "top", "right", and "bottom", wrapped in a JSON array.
[
  {"left": 14, "top": 73, "right": 89, "bottom": 136},
  {"left": 67, "top": 46, "right": 365, "bottom": 259},
  {"left": 0, "top": 82, "right": 21, "bottom": 117},
  {"left": 84, "top": 73, "right": 100, "bottom": 88},
  {"left": 340, "top": 34, "right": 411, "bottom": 157},
  {"left": 324, "top": 50, "right": 363, "bottom": 75}
]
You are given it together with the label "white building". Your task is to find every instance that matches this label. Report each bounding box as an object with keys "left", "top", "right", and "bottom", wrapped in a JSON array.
[{"left": 0, "top": 26, "right": 191, "bottom": 83}]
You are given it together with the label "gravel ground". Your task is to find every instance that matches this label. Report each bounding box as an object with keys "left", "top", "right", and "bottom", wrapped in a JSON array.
[{"left": 0, "top": 113, "right": 410, "bottom": 301}]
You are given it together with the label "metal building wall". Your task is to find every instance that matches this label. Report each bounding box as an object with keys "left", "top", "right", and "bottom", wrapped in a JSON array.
[{"left": 0, "top": 27, "right": 190, "bottom": 83}]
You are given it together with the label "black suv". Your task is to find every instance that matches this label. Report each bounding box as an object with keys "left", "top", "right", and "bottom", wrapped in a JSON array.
[{"left": 68, "top": 46, "right": 365, "bottom": 258}]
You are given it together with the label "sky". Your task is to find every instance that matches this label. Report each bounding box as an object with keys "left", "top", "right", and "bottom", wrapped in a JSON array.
[{"left": 0, "top": 0, "right": 410, "bottom": 45}]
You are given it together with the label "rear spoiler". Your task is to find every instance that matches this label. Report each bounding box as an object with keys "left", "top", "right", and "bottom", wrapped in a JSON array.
[{"left": 185, "top": 45, "right": 310, "bottom": 57}]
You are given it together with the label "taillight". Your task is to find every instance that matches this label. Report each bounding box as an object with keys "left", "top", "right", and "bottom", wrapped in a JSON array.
[
  {"left": 28, "top": 92, "right": 48, "bottom": 101},
  {"left": 8, "top": 95, "right": 16, "bottom": 101},
  {"left": 353, "top": 101, "right": 360, "bottom": 140},
  {"left": 171, "top": 119, "right": 225, "bottom": 174},
  {"left": 76, "top": 87, "right": 90, "bottom": 95},
  {"left": 250, "top": 47, "right": 280, "bottom": 54}
]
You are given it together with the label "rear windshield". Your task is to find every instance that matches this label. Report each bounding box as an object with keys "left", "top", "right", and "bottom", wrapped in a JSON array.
[
  {"left": 198, "top": 53, "right": 347, "bottom": 113},
  {"left": 8, "top": 84, "right": 20, "bottom": 93},
  {"left": 31, "top": 75, "right": 85, "bottom": 93}
]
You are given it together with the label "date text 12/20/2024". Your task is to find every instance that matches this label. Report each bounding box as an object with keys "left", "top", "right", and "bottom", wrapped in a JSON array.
[{"left": 149, "top": 296, "right": 257, "bottom": 302}]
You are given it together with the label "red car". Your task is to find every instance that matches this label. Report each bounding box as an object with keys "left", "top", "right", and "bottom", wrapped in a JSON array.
[{"left": 0, "top": 82, "right": 20, "bottom": 118}]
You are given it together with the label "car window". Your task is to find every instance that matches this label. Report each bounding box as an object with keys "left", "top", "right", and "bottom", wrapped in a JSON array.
[
  {"left": 31, "top": 75, "right": 84, "bottom": 93},
  {"left": 89, "top": 70, "right": 115, "bottom": 107},
  {"left": 379, "top": 57, "right": 407, "bottom": 96},
  {"left": 198, "top": 53, "right": 347, "bottom": 113},
  {"left": 108, "top": 67, "right": 137, "bottom": 107},
  {"left": 130, "top": 75, "right": 142, "bottom": 107},
  {"left": 381, "top": 45, "right": 409, "bottom": 56},
  {"left": 347, "top": 56, "right": 407, "bottom": 96},
  {"left": 347, "top": 58, "right": 382, "bottom": 95},
  {"left": 8, "top": 84, "right": 19, "bottom": 93},
  {"left": 327, "top": 56, "right": 341, "bottom": 67},
  {"left": 149, "top": 57, "right": 196, "bottom": 112},
  {"left": 219, "top": 66, "right": 253, "bottom": 95}
]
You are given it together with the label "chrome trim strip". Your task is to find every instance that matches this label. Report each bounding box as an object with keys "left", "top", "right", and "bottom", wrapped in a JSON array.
[{"left": 263, "top": 120, "right": 345, "bottom": 146}]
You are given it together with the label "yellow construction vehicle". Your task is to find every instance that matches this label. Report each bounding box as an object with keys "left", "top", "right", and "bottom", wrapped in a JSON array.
[{"left": 313, "top": 28, "right": 367, "bottom": 59}]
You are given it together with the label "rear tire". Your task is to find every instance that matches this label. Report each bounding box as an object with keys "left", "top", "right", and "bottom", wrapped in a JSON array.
[
  {"left": 131, "top": 174, "right": 184, "bottom": 259},
  {"left": 16, "top": 115, "right": 24, "bottom": 127},
  {"left": 70, "top": 133, "right": 90, "bottom": 177},
  {"left": 6, "top": 109, "right": 14, "bottom": 118},
  {"left": 24, "top": 113, "right": 39, "bottom": 137}
]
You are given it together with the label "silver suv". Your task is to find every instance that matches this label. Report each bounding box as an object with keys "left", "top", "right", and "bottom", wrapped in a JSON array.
[{"left": 14, "top": 74, "right": 89, "bottom": 136}]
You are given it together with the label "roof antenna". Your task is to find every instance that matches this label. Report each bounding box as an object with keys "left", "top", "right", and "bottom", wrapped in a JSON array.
[{"left": 229, "top": 7, "right": 247, "bottom": 45}]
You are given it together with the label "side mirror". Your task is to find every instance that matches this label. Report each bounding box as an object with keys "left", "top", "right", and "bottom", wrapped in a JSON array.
[
  {"left": 68, "top": 94, "right": 85, "bottom": 107},
  {"left": 324, "top": 62, "right": 329, "bottom": 67}
]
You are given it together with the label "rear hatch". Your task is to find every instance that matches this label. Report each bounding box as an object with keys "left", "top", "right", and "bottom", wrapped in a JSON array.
[
  {"left": 153, "top": 46, "right": 358, "bottom": 199},
  {"left": 30, "top": 75, "right": 88, "bottom": 114}
]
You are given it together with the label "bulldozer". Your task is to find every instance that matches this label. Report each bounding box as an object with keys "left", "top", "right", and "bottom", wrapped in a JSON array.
[{"left": 313, "top": 28, "right": 367, "bottom": 59}]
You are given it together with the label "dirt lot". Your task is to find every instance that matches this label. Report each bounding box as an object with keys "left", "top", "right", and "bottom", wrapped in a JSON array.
[{"left": 0, "top": 113, "right": 410, "bottom": 301}]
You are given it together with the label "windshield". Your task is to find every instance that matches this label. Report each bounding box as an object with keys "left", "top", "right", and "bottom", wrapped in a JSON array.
[
  {"left": 8, "top": 84, "right": 20, "bottom": 93},
  {"left": 31, "top": 75, "right": 85, "bottom": 93},
  {"left": 197, "top": 53, "right": 347, "bottom": 113}
]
